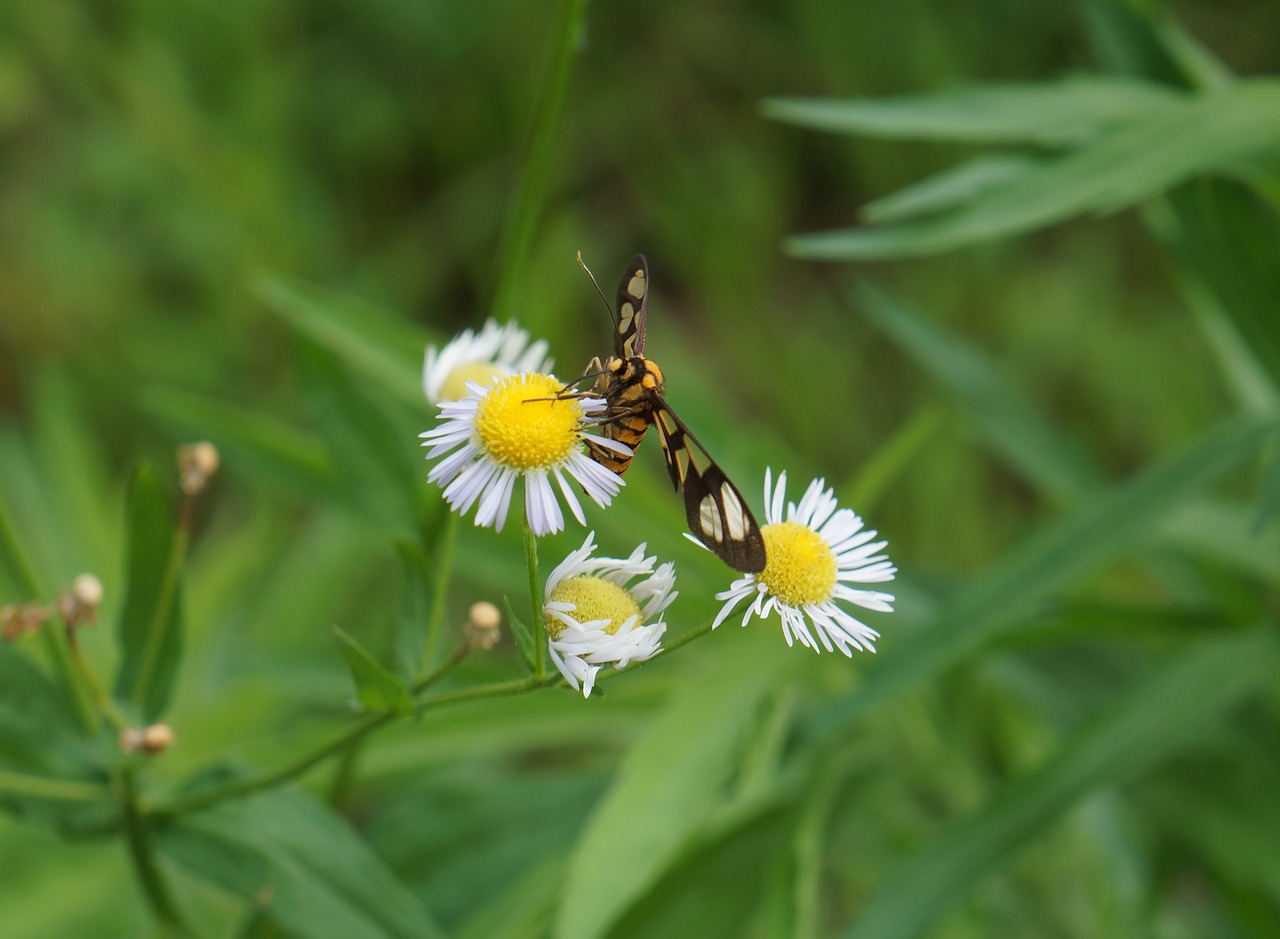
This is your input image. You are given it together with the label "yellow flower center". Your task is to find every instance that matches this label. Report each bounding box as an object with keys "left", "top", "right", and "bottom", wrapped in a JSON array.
[
  {"left": 440, "top": 361, "right": 511, "bottom": 403},
  {"left": 473, "top": 373, "right": 582, "bottom": 470},
  {"left": 546, "top": 575, "right": 643, "bottom": 637},
  {"left": 758, "top": 521, "right": 837, "bottom": 606}
]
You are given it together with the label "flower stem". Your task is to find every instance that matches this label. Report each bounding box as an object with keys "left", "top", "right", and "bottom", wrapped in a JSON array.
[
  {"left": 488, "top": 0, "right": 591, "bottom": 320},
  {"left": 522, "top": 515, "right": 545, "bottom": 676},
  {"left": 0, "top": 491, "right": 98, "bottom": 733},
  {"left": 118, "top": 767, "right": 185, "bottom": 932},
  {"left": 145, "top": 641, "right": 482, "bottom": 820},
  {"left": 0, "top": 768, "right": 109, "bottom": 802}
]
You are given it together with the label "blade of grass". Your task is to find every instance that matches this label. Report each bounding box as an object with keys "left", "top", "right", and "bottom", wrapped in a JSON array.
[
  {"left": 764, "top": 76, "right": 1181, "bottom": 145},
  {"left": 488, "top": 0, "right": 591, "bottom": 320},
  {"left": 840, "top": 626, "right": 1277, "bottom": 939},
  {"left": 853, "top": 282, "right": 1106, "bottom": 504},
  {"left": 256, "top": 275, "right": 428, "bottom": 409},
  {"left": 786, "top": 81, "right": 1280, "bottom": 260},
  {"left": 808, "top": 415, "right": 1274, "bottom": 739}
]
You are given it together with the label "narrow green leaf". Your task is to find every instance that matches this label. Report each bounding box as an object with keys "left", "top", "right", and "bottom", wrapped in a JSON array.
[
  {"left": 809, "top": 416, "right": 1274, "bottom": 738},
  {"left": 840, "top": 628, "right": 1278, "bottom": 939},
  {"left": 256, "top": 275, "right": 428, "bottom": 409},
  {"left": 854, "top": 283, "right": 1106, "bottom": 504},
  {"left": 114, "top": 463, "right": 185, "bottom": 721},
  {"left": 1162, "top": 179, "right": 1280, "bottom": 394},
  {"left": 764, "top": 76, "right": 1182, "bottom": 145},
  {"left": 391, "top": 539, "right": 433, "bottom": 680},
  {"left": 555, "top": 637, "right": 780, "bottom": 939},
  {"left": 604, "top": 802, "right": 795, "bottom": 939},
  {"left": 786, "top": 81, "right": 1280, "bottom": 260},
  {"left": 141, "top": 387, "right": 335, "bottom": 501},
  {"left": 503, "top": 596, "right": 537, "bottom": 675},
  {"left": 293, "top": 339, "right": 424, "bottom": 534},
  {"left": 862, "top": 154, "right": 1042, "bottom": 224},
  {"left": 843, "top": 406, "right": 946, "bottom": 515},
  {"left": 333, "top": 626, "right": 412, "bottom": 713},
  {"left": 159, "top": 787, "right": 445, "bottom": 939},
  {"left": 1253, "top": 449, "right": 1280, "bottom": 535},
  {"left": 455, "top": 858, "right": 563, "bottom": 939}
]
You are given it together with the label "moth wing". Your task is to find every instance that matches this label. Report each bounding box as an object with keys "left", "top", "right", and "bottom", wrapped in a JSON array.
[
  {"left": 652, "top": 405, "right": 766, "bottom": 573},
  {"left": 614, "top": 255, "right": 648, "bottom": 359}
]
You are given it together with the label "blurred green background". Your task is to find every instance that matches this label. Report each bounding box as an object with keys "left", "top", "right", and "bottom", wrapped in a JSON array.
[{"left": 2, "top": 0, "right": 1279, "bottom": 937}]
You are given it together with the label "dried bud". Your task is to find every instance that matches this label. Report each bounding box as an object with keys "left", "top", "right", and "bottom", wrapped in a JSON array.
[
  {"left": 1, "top": 603, "right": 51, "bottom": 643},
  {"left": 465, "top": 601, "right": 502, "bottom": 651},
  {"left": 120, "top": 723, "right": 176, "bottom": 755},
  {"left": 56, "top": 573, "right": 104, "bottom": 627},
  {"left": 179, "top": 441, "right": 220, "bottom": 496}
]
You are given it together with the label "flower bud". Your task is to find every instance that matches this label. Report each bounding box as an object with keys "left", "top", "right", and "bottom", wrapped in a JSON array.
[
  {"left": 56, "top": 573, "right": 103, "bottom": 627},
  {"left": 120, "top": 722, "right": 176, "bottom": 755},
  {"left": 465, "top": 601, "right": 502, "bottom": 651},
  {"left": 179, "top": 441, "right": 220, "bottom": 496}
]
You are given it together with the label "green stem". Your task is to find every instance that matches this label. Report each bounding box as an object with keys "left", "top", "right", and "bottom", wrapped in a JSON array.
[
  {"left": 0, "top": 768, "right": 110, "bottom": 802},
  {"left": 0, "top": 491, "right": 98, "bottom": 733},
  {"left": 488, "top": 0, "right": 591, "bottom": 319},
  {"left": 118, "top": 767, "right": 184, "bottom": 931},
  {"left": 522, "top": 516, "right": 545, "bottom": 676},
  {"left": 66, "top": 629, "right": 129, "bottom": 732},
  {"left": 152, "top": 710, "right": 395, "bottom": 819},
  {"left": 147, "top": 642, "right": 480, "bottom": 820}
]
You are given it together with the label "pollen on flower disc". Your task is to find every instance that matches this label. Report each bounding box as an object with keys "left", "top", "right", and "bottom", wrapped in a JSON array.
[
  {"left": 473, "top": 373, "right": 582, "bottom": 469},
  {"left": 546, "top": 575, "right": 644, "bottom": 637},
  {"left": 758, "top": 521, "right": 837, "bottom": 607}
]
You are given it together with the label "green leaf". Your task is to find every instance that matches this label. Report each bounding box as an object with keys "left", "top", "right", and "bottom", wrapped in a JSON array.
[
  {"left": 785, "top": 80, "right": 1280, "bottom": 260},
  {"left": 763, "top": 75, "right": 1182, "bottom": 145},
  {"left": 114, "top": 463, "right": 185, "bottom": 721},
  {"left": 1253, "top": 448, "right": 1280, "bottom": 536},
  {"left": 854, "top": 283, "right": 1105, "bottom": 504},
  {"left": 1162, "top": 179, "right": 1280, "bottom": 395},
  {"left": 141, "top": 387, "right": 335, "bottom": 502},
  {"left": 0, "top": 644, "right": 89, "bottom": 778},
  {"left": 333, "top": 626, "right": 412, "bottom": 713},
  {"left": 503, "top": 596, "right": 537, "bottom": 675},
  {"left": 862, "top": 154, "right": 1042, "bottom": 225},
  {"left": 256, "top": 275, "right": 429, "bottom": 410},
  {"left": 159, "top": 787, "right": 445, "bottom": 939},
  {"left": 293, "top": 339, "right": 424, "bottom": 535},
  {"left": 555, "top": 636, "right": 781, "bottom": 939},
  {"left": 809, "top": 416, "right": 1275, "bottom": 739},
  {"left": 604, "top": 801, "right": 795, "bottom": 939},
  {"left": 391, "top": 539, "right": 433, "bottom": 680},
  {"left": 839, "top": 628, "right": 1278, "bottom": 939}
]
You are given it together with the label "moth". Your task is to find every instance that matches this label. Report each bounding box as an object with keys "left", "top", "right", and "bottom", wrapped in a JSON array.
[{"left": 576, "top": 253, "right": 767, "bottom": 573}]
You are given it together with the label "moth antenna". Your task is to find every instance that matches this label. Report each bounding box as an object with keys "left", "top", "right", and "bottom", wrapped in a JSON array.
[{"left": 577, "top": 251, "right": 618, "bottom": 329}]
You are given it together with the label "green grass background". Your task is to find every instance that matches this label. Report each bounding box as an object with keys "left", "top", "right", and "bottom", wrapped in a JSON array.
[{"left": 1, "top": 1, "right": 1278, "bottom": 937}]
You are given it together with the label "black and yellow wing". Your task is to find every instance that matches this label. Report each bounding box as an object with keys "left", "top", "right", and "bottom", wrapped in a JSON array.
[
  {"left": 652, "top": 405, "right": 767, "bottom": 573},
  {"left": 614, "top": 255, "right": 648, "bottom": 359}
]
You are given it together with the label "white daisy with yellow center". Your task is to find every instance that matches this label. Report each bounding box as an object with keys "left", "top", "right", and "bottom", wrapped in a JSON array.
[
  {"left": 420, "top": 373, "right": 630, "bottom": 535},
  {"left": 423, "top": 319, "right": 553, "bottom": 405},
  {"left": 544, "top": 533, "right": 676, "bottom": 698},
  {"left": 713, "top": 469, "right": 895, "bottom": 655}
]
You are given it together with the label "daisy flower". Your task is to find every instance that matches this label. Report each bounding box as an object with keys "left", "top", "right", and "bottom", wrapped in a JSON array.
[
  {"left": 420, "top": 372, "right": 630, "bottom": 535},
  {"left": 544, "top": 533, "right": 676, "bottom": 698},
  {"left": 712, "top": 469, "right": 895, "bottom": 656},
  {"left": 423, "top": 319, "right": 553, "bottom": 405}
]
